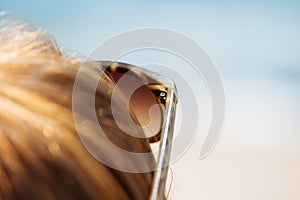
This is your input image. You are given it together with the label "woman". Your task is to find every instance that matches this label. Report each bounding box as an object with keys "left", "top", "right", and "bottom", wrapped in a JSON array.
[{"left": 0, "top": 16, "right": 156, "bottom": 199}]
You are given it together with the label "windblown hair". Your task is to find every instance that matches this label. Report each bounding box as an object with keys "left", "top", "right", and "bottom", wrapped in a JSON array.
[{"left": 0, "top": 17, "right": 154, "bottom": 200}]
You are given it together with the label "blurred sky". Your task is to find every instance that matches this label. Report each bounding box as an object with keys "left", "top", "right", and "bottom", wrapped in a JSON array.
[
  {"left": 1, "top": 1, "right": 300, "bottom": 199},
  {"left": 2, "top": 1, "right": 300, "bottom": 75}
]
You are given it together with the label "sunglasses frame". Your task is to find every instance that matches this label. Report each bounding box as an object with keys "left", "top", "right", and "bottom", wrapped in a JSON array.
[{"left": 98, "top": 61, "right": 178, "bottom": 200}]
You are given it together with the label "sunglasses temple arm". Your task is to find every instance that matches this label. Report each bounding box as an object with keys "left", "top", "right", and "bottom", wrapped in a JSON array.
[{"left": 149, "top": 89, "right": 177, "bottom": 200}]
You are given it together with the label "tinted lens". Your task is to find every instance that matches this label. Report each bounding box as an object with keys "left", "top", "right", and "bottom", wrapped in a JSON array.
[{"left": 106, "top": 70, "right": 163, "bottom": 141}]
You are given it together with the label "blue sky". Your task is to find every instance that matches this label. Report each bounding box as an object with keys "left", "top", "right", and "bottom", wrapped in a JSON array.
[{"left": 2, "top": 1, "right": 300, "bottom": 78}]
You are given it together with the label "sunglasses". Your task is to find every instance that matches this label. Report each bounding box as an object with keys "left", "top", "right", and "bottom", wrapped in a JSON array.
[{"left": 98, "top": 61, "right": 178, "bottom": 200}]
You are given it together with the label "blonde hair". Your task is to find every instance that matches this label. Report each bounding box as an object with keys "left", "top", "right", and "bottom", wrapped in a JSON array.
[{"left": 0, "top": 16, "right": 154, "bottom": 200}]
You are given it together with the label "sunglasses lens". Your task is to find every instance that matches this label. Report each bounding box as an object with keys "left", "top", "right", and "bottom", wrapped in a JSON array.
[{"left": 106, "top": 70, "right": 163, "bottom": 141}]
